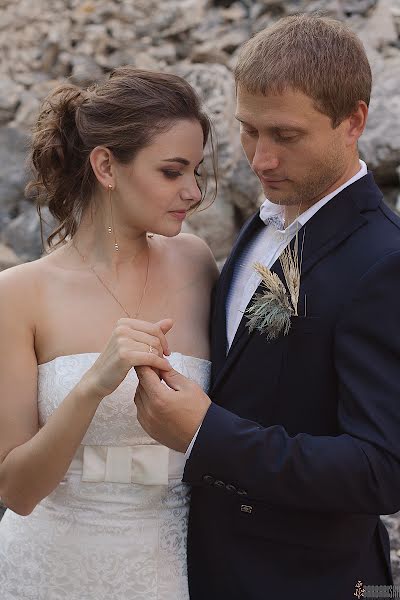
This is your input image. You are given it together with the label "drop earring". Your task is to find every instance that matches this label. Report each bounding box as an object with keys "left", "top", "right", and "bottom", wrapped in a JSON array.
[
  {"left": 108, "top": 184, "right": 119, "bottom": 252},
  {"left": 107, "top": 185, "right": 112, "bottom": 235}
]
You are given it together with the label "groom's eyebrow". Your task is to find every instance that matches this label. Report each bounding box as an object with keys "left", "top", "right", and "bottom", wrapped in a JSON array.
[{"left": 235, "top": 115, "right": 306, "bottom": 132}]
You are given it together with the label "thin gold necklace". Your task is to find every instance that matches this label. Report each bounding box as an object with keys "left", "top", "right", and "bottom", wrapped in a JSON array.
[{"left": 72, "top": 240, "right": 150, "bottom": 319}]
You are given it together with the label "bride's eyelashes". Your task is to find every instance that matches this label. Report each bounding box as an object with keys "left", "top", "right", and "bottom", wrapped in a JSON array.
[
  {"left": 162, "top": 170, "right": 183, "bottom": 179},
  {"left": 161, "top": 170, "right": 201, "bottom": 180}
]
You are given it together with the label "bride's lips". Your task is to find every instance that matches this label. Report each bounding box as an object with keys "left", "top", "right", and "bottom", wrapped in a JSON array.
[{"left": 169, "top": 210, "right": 187, "bottom": 221}]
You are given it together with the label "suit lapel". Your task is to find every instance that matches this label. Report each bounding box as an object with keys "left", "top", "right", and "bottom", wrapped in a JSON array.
[
  {"left": 210, "top": 173, "right": 382, "bottom": 397},
  {"left": 297, "top": 172, "right": 381, "bottom": 279}
]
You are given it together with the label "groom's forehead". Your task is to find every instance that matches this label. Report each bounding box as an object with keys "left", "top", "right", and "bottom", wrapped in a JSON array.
[{"left": 235, "top": 87, "right": 320, "bottom": 128}]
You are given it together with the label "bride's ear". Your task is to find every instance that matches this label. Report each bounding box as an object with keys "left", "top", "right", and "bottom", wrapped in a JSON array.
[{"left": 90, "top": 146, "right": 115, "bottom": 190}]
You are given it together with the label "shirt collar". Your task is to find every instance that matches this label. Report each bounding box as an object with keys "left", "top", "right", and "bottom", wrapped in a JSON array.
[{"left": 259, "top": 160, "right": 368, "bottom": 232}]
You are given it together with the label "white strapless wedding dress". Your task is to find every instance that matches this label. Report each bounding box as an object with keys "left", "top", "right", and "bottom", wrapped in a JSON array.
[{"left": 0, "top": 352, "right": 211, "bottom": 600}]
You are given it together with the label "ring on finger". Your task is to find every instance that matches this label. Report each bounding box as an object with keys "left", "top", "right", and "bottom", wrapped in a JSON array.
[{"left": 148, "top": 345, "right": 155, "bottom": 354}]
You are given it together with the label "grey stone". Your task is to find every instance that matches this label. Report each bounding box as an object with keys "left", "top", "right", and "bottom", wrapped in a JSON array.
[
  {"left": 148, "top": 43, "right": 177, "bottom": 65},
  {"left": 382, "top": 513, "right": 400, "bottom": 584},
  {"left": 0, "top": 241, "right": 20, "bottom": 271},
  {"left": 342, "top": 0, "right": 378, "bottom": 16},
  {"left": 0, "top": 80, "right": 23, "bottom": 125},
  {"left": 228, "top": 153, "right": 264, "bottom": 220},
  {"left": 155, "top": 0, "right": 208, "bottom": 38},
  {"left": 40, "top": 41, "right": 60, "bottom": 72},
  {"left": 360, "top": 53, "right": 400, "bottom": 183},
  {"left": 11, "top": 91, "right": 41, "bottom": 129},
  {"left": 131, "top": 52, "right": 164, "bottom": 72},
  {"left": 0, "top": 126, "right": 30, "bottom": 228},
  {"left": 192, "top": 24, "right": 249, "bottom": 60},
  {"left": 393, "top": 6, "right": 400, "bottom": 38},
  {"left": 191, "top": 44, "right": 231, "bottom": 66},
  {"left": 219, "top": 3, "right": 248, "bottom": 21},
  {"left": 358, "top": 0, "right": 399, "bottom": 50},
  {"left": 12, "top": 71, "right": 51, "bottom": 89},
  {"left": 1, "top": 204, "right": 55, "bottom": 261},
  {"left": 70, "top": 55, "right": 104, "bottom": 87}
]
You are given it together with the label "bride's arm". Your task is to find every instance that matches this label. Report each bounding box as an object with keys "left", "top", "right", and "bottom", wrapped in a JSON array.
[
  {"left": 0, "top": 265, "right": 171, "bottom": 517},
  {"left": 0, "top": 266, "right": 106, "bottom": 516}
]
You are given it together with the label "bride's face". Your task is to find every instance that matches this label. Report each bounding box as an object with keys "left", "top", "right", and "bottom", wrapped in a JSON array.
[{"left": 112, "top": 119, "right": 205, "bottom": 237}]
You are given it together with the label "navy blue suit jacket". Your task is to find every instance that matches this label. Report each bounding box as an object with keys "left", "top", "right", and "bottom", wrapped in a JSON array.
[{"left": 183, "top": 173, "right": 400, "bottom": 599}]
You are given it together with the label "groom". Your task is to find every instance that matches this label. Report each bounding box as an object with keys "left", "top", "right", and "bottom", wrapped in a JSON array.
[{"left": 136, "top": 14, "right": 400, "bottom": 599}]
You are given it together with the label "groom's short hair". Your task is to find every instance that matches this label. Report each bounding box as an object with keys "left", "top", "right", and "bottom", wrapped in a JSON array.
[{"left": 234, "top": 13, "right": 372, "bottom": 128}]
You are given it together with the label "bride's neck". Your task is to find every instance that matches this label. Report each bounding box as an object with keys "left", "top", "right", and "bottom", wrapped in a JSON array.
[{"left": 71, "top": 210, "right": 149, "bottom": 271}]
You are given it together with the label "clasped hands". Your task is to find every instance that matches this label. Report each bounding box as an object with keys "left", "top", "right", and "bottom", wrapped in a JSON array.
[
  {"left": 83, "top": 317, "right": 211, "bottom": 453},
  {"left": 133, "top": 319, "right": 211, "bottom": 453}
]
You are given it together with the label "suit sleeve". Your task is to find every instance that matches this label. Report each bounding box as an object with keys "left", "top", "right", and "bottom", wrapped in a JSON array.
[{"left": 183, "top": 251, "right": 400, "bottom": 514}]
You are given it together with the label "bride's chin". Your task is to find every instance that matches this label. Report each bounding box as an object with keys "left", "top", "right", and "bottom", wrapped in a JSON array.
[{"left": 149, "top": 223, "right": 183, "bottom": 238}]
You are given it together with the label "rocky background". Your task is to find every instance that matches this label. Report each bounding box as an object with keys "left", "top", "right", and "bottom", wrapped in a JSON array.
[{"left": 1, "top": 0, "right": 400, "bottom": 582}]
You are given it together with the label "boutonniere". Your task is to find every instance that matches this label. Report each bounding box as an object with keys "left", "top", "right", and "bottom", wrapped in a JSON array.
[{"left": 245, "top": 231, "right": 304, "bottom": 341}]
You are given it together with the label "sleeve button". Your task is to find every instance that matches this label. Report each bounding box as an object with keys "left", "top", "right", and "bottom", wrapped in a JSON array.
[
  {"left": 225, "top": 484, "right": 237, "bottom": 494},
  {"left": 213, "top": 480, "right": 226, "bottom": 488},
  {"left": 202, "top": 475, "right": 215, "bottom": 485}
]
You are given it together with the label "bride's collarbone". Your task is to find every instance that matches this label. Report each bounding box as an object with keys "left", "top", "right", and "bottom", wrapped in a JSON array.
[{"left": 33, "top": 252, "right": 209, "bottom": 365}]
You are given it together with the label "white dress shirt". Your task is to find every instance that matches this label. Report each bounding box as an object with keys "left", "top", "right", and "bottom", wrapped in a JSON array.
[{"left": 185, "top": 160, "right": 368, "bottom": 458}]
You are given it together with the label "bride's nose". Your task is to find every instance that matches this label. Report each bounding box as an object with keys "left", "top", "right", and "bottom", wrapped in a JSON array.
[{"left": 180, "top": 179, "right": 202, "bottom": 204}]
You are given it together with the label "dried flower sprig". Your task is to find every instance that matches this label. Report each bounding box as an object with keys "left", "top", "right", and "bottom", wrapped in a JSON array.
[
  {"left": 245, "top": 227, "right": 305, "bottom": 340},
  {"left": 245, "top": 262, "right": 293, "bottom": 340},
  {"left": 279, "top": 227, "right": 304, "bottom": 316}
]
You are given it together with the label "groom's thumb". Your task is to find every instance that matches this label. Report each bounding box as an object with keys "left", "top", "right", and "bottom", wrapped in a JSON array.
[{"left": 161, "top": 368, "right": 186, "bottom": 391}]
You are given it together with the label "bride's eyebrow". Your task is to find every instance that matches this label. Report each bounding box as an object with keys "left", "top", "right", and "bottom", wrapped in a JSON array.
[
  {"left": 162, "top": 157, "right": 190, "bottom": 165},
  {"left": 162, "top": 157, "right": 204, "bottom": 166}
]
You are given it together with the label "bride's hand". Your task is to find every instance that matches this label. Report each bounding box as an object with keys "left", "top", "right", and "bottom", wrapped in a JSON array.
[{"left": 82, "top": 318, "right": 173, "bottom": 399}]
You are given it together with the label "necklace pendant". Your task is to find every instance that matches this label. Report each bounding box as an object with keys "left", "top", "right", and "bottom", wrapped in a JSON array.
[
  {"left": 108, "top": 226, "right": 112, "bottom": 234},
  {"left": 114, "top": 243, "right": 119, "bottom": 252}
]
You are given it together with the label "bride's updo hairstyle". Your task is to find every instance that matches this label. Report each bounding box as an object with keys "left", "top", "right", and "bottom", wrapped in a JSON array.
[{"left": 26, "top": 66, "right": 215, "bottom": 249}]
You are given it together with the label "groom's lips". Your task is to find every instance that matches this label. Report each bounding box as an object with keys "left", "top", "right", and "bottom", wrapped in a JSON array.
[{"left": 260, "top": 176, "right": 287, "bottom": 183}]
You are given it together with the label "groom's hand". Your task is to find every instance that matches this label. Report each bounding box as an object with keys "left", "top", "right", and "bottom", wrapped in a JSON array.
[{"left": 134, "top": 366, "right": 211, "bottom": 453}]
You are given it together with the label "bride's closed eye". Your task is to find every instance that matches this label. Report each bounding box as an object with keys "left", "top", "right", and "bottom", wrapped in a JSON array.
[
  {"left": 162, "top": 170, "right": 201, "bottom": 180},
  {"left": 162, "top": 170, "right": 183, "bottom": 179}
]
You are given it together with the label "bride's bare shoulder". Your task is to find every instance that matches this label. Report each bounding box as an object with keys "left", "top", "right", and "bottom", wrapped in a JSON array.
[
  {"left": 0, "top": 244, "right": 72, "bottom": 281},
  {"left": 0, "top": 260, "right": 46, "bottom": 330},
  {"left": 0, "top": 252, "right": 59, "bottom": 300},
  {"left": 162, "top": 233, "right": 219, "bottom": 280},
  {"left": 0, "top": 258, "right": 40, "bottom": 287}
]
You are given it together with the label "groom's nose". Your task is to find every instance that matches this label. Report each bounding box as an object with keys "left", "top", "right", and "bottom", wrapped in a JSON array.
[{"left": 251, "top": 138, "right": 280, "bottom": 173}]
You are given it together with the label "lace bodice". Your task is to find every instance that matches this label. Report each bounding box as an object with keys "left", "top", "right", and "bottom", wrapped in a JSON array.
[{"left": 38, "top": 351, "right": 210, "bottom": 446}]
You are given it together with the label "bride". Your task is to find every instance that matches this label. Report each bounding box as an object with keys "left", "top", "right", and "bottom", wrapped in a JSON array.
[{"left": 0, "top": 66, "right": 218, "bottom": 600}]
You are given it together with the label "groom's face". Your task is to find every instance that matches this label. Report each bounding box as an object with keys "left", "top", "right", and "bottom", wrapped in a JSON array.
[{"left": 236, "top": 85, "right": 352, "bottom": 210}]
